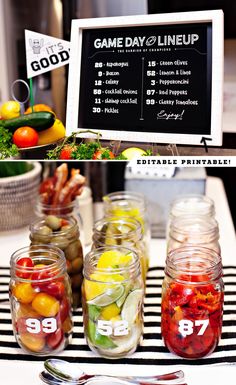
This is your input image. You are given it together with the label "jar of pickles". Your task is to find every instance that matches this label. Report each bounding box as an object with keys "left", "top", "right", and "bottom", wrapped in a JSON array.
[
  {"left": 9, "top": 245, "right": 73, "bottom": 356},
  {"left": 92, "top": 217, "right": 148, "bottom": 281},
  {"left": 167, "top": 216, "right": 221, "bottom": 255},
  {"left": 161, "top": 246, "right": 224, "bottom": 359},
  {"left": 29, "top": 215, "right": 83, "bottom": 309},
  {"left": 82, "top": 246, "right": 144, "bottom": 359},
  {"left": 103, "top": 191, "right": 150, "bottom": 269}
]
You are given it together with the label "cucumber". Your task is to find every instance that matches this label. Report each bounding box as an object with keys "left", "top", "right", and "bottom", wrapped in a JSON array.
[{"left": 1, "top": 112, "right": 55, "bottom": 132}]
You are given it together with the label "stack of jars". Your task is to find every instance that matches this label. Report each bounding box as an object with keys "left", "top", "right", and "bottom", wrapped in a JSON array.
[{"left": 161, "top": 194, "right": 224, "bottom": 359}]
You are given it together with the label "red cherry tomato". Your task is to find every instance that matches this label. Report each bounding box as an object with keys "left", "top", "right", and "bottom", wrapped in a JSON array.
[
  {"left": 47, "top": 328, "right": 63, "bottom": 349},
  {"left": 13, "top": 126, "right": 39, "bottom": 148},
  {"left": 42, "top": 282, "right": 65, "bottom": 299},
  {"left": 92, "top": 148, "right": 115, "bottom": 160},
  {"left": 16, "top": 257, "right": 34, "bottom": 279},
  {"left": 59, "top": 145, "right": 77, "bottom": 160},
  {"left": 59, "top": 297, "right": 70, "bottom": 323}
]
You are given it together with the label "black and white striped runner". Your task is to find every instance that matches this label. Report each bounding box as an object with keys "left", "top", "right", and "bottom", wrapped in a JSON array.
[{"left": 0, "top": 266, "right": 236, "bottom": 365}]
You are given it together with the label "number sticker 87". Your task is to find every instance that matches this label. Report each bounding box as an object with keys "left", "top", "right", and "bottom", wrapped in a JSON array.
[{"left": 178, "top": 319, "right": 209, "bottom": 337}]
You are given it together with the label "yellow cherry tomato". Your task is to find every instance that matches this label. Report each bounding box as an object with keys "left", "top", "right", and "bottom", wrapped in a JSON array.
[
  {"left": 13, "top": 283, "right": 37, "bottom": 304},
  {"left": 17, "top": 303, "right": 39, "bottom": 318},
  {"left": 32, "top": 293, "right": 60, "bottom": 317},
  {"left": 20, "top": 333, "right": 45, "bottom": 352}
]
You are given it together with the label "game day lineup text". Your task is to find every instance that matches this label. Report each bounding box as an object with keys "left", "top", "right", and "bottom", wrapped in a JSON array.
[{"left": 78, "top": 23, "right": 211, "bottom": 136}]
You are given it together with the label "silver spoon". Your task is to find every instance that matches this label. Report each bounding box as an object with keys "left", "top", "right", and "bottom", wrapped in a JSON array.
[
  {"left": 44, "top": 359, "right": 185, "bottom": 385},
  {"left": 40, "top": 370, "right": 188, "bottom": 385}
]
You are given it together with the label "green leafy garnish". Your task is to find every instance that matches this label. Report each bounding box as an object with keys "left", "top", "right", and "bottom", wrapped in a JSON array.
[
  {"left": 72, "top": 142, "right": 100, "bottom": 159},
  {"left": 0, "top": 126, "right": 19, "bottom": 159}
]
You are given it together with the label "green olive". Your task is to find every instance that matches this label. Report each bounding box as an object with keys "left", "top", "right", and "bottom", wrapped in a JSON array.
[
  {"left": 71, "top": 273, "right": 83, "bottom": 289},
  {"left": 51, "top": 236, "right": 69, "bottom": 250},
  {"left": 45, "top": 215, "right": 62, "bottom": 231},
  {"left": 71, "top": 257, "right": 83, "bottom": 274},
  {"left": 65, "top": 240, "right": 83, "bottom": 261},
  {"left": 31, "top": 226, "right": 52, "bottom": 243}
]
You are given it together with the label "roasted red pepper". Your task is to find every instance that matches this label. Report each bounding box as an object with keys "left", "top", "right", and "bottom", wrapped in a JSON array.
[{"left": 161, "top": 277, "right": 224, "bottom": 359}]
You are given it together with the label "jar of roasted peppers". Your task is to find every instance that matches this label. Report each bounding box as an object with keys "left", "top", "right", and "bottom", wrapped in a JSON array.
[
  {"left": 30, "top": 215, "right": 83, "bottom": 308},
  {"left": 161, "top": 246, "right": 224, "bottom": 359},
  {"left": 9, "top": 245, "right": 73, "bottom": 356},
  {"left": 167, "top": 215, "right": 220, "bottom": 255},
  {"left": 92, "top": 217, "right": 147, "bottom": 282},
  {"left": 82, "top": 246, "right": 144, "bottom": 359},
  {"left": 103, "top": 191, "right": 150, "bottom": 271}
]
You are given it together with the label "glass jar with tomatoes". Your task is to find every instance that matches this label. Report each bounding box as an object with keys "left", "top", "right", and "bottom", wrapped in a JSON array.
[
  {"left": 103, "top": 191, "right": 150, "bottom": 272},
  {"left": 9, "top": 245, "right": 73, "bottom": 356},
  {"left": 161, "top": 246, "right": 224, "bottom": 359},
  {"left": 29, "top": 215, "right": 83, "bottom": 309},
  {"left": 92, "top": 217, "right": 147, "bottom": 282},
  {"left": 167, "top": 215, "right": 221, "bottom": 255}
]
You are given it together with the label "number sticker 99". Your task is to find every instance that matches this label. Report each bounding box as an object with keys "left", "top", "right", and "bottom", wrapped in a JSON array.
[{"left": 25, "top": 318, "right": 57, "bottom": 334}]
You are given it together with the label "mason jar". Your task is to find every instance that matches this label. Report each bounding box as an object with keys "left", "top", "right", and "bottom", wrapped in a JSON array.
[
  {"left": 167, "top": 216, "right": 221, "bottom": 255},
  {"left": 167, "top": 194, "right": 215, "bottom": 237},
  {"left": 103, "top": 191, "right": 150, "bottom": 269},
  {"left": 29, "top": 215, "right": 83, "bottom": 309},
  {"left": 35, "top": 197, "right": 85, "bottom": 248},
  {"left": 9, "top": 245, "right": 73, "bottom": 356},
  {"left": 92, "top": 217, "right": 147, "bottom": 282},
  {"left": 82, "top": 246, "right": 144, "bottom": 359},
  {"left": 161, "top": 246, "right": 224, "bottom": 359}
]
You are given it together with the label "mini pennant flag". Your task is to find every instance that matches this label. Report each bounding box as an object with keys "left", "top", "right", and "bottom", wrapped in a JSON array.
[{"left": 25, "top": 30, "right": 71, "bottom": 78}]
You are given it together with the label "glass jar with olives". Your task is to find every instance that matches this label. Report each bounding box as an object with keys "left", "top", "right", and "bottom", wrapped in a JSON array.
[{"left": 29, "top": 215, "right": 83, "bottom": 309}]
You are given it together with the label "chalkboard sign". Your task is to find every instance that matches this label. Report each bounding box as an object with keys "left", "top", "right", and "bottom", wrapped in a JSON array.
[{"left": 66, "top": 10, "right": 223, "bottom": 145}]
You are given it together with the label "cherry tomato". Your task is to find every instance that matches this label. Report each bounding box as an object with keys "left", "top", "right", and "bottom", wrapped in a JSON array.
[
  {"left": 59, "top": 145, "right": 77, "bottom": 160},
  {"left": 13, "top": 126, "right": 39, "bottom": 148},
  {"left": 32, "top": 293, "right": 60, "bottom": 317},
  {"left": 92, "top": 148, "right": 115, "bottom": 160},
  {"left": 41, "top": 281, "right": 65, "bottom": 299},
  {"left": 20, "top": 332, "right": 45, "bottom": 352},
  {"left": 59, "top": 297, "right": 70, "bottom": 323},
  {"left": 16, "top": 257, "right": 34, "bottom": 279},
  {"left": 47, "top": 328, "right": 63, "bottom": 349},
  {"left": 31, "top": 264, "right": 52, "bottom": 288},
  {"left": 13, "top": 283, "right": 37, "bottom": 304}
]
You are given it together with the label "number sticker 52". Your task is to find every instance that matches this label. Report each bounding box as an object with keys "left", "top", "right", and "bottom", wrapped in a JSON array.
[
  {"left": 178, "top": 319, "right": 209, "bottom": 337},
  {"left": 97, "top": 320, "right": 129, "bottom": 337}
]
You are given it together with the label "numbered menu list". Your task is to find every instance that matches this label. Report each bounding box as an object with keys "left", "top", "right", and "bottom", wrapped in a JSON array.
[{"left": 79, "top": 23, "right": 212, "bottom": 136}]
